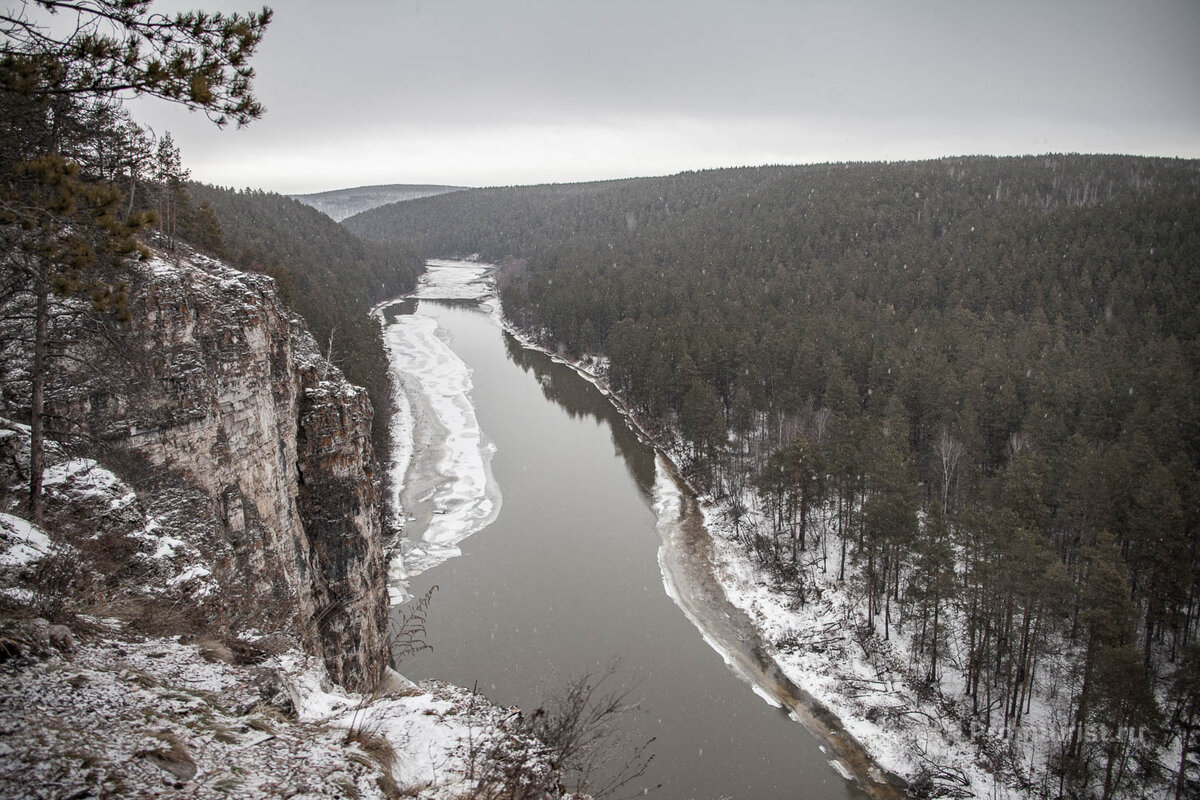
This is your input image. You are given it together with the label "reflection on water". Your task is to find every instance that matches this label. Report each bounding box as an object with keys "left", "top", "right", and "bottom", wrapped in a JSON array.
[{"left": 502, "top": 333, "right": 657, "bottom": 497}]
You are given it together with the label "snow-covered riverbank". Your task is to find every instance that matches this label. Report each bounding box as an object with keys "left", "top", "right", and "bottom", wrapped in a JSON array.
[
  {"left": 376, "top": 259, "right": 927, "bottom": 798},
  {"left": 483, "top": 270, "right": 909, "bottom": 799},
  {"left": 496, "top": 321, "right": 1044, "bottom": 798}
]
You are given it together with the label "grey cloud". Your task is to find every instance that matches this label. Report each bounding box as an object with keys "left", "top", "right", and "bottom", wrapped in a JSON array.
[{"left": 134, "top": 0, "right": 1200, "bottom": 192}]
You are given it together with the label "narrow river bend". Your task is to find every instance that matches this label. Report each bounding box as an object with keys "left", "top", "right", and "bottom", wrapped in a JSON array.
[{"left": 379, "top": 262, "right": 874, "bottom": 800}]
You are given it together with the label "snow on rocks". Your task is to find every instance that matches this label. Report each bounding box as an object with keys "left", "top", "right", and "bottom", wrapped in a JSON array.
[
  {"left": 0, "top": 418, "right": 218, "bottom": 602},
  {"left": 0, "top": 513, "right": 49, "bottom": 568},
  {"left": 7, "top": 240, "right": 392, "bottom": 693},
  {"left": 41, "top": 457, "right": 138, "bottom": 515},
  {"left": 0, "top": 616, "right": 550, "bottom": 800},
  {"left": 282, "top": 652, "right": 552, "bottom": 799}
]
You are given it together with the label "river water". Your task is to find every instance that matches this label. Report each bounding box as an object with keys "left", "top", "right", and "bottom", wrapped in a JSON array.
[{"left": 379, "top": 263, "right": 873, "bottom": 800}]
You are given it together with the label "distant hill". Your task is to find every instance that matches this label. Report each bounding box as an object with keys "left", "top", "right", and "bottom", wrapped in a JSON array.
[{"left": 292, "top": 183, "right": 466, "bottom": 221}]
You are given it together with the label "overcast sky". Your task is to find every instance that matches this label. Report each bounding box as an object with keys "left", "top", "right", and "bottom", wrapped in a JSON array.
[{"left": 130, "top": 0, "right": 1200, "bottom": 194}]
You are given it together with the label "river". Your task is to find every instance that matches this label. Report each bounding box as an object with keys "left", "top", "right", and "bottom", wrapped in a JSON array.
[{"left": 378, "top": 262, "right": 879, "bottom": 800}]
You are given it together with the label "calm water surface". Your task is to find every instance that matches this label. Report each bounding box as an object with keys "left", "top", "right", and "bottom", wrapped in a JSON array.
[{"left": 392, "top": 298, "right": 867, "bottom": 800}]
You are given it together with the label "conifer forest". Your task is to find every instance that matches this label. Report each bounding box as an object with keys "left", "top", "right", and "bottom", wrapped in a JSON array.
[{"left": 348, "top": 156, "right": 1200, "bottom": 798}]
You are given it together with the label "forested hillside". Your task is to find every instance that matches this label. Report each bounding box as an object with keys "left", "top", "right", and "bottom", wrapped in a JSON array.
[
  {"left": 188, "top": 184, "right": 423, "bottom": 450},
  {"left": 347, "top": 155, "right": 1200, "bottom": 798}
]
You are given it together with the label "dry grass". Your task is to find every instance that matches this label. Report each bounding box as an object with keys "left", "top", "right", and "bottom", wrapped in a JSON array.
[
  {"left": 248, "top": 702, "right": 290, "bottom": 727},
  {"left": 344, "top": 727, "right": 397, "bottom": 774},
  {"left": 334, "top": 777, "right": 362, "bottom": 799},
  {"left": 246, "top": 715, "right": 277, "bottom": 734},
  {"left": 137, "top": 729, "right": 197, "bottom": 782},
  {"left": 196, "top": 637, "right": 235, "bottom": 664},
  {"left": 344, "top": 722, "right": 409, "bottom": 797},
  {"left": 88, "top": 597, "right": 210, "bottom": 639},
  {"left": 211, "top": 723, "right": 241, "bottom": 744},
  {"left": 124, "top": 666, "right": 160, "bottom": 689}
]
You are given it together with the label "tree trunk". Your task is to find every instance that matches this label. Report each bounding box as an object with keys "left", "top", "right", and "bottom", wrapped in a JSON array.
[
  {"left": 28, "top": 272, "right": 49, "bottom": 527},
  {"left": 867, "top": 549, "right": 875, "bottom": 629},
  {"left": 884, "top": 546, "right": 892, "bottom": 640},
  {"left": 1021, "top": 609, "right": 1044, "bottom": 720},
  {"left": 930, "top": 589, "right": 940, "bottom": 683},
  {"left": 839, "top": 523, "right": 847, "bottom": 582},
  {"left": 1070, "top": 642, "right": 1096, "bottom": 759},
  {"left": 837, "top": 490, "right": 847, "bottom": 581},
  {"left": 798, "top": 492, "right": 807, "bottom": 553},
  {"left": 1177, "top": 715, "right": 1193, "bottom": 800},
  {"left": 1010, "top": 606, "right": 1033, "bottom": 723}
]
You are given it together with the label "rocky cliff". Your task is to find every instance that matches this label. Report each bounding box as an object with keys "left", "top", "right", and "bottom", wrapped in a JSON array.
[
  {"left": 0, "top": 247, "right": 582, "bottom": 800},
  {"left": 20, "top": 248, "right": 390, "bottom": 692}
]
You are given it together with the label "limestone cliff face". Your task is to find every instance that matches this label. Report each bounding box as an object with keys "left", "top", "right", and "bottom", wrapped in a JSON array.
[{"left": 48, "top": 250, "right": 389, "bottom": 692}]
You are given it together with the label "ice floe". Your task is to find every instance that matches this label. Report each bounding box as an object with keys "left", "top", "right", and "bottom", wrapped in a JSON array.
[
  {"left": 414, "top": 259, "right": 494, "bottom": 301},
  {"left": 376, "top": 262, "right": 502, "bottom": 602}
]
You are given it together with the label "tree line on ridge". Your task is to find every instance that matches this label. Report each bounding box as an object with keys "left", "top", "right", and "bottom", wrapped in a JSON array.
[{"left": 346, "top": 155, "right": 1200, "bottom": 799}]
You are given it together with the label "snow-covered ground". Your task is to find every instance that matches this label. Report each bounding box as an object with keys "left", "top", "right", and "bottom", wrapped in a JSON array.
[
  {"left": 0, "top": 418, "right": 220, "bottom": 605},
  {"left": 0, "top": 513, "right": 49, "bottom": 568},
  {"left": 700, "top": 503, "right": 1004, "bottom": 798},
  {"left": 374, "top": 261, "right": 502, "bottom": 601},
  {"left": 0, "top": 610, "right": 543, "bottom": 800},
  {"left": 608, "top": 409, "right": 1052, "bottom": 796},
  {"left": 0, "top": 417, "right": 551, "bottom": 800},
  {"left": 694, "top": 489, "right": 1162, "bottom": 799}
]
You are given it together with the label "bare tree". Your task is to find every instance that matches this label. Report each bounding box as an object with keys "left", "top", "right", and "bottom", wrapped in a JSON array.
[
  {"left": 531, "top": 664, "right": 658, "bottom": 798},
  {"left": 933, "top": 427, "right": 963, "bottom": 515}
]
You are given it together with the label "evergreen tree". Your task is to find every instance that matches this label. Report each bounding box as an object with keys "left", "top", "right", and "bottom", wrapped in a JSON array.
[{"left": 0, "top": 1, "right": 271, "bottom": 521}]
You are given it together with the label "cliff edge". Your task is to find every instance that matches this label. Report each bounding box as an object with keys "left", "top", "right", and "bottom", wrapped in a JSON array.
[
  {"left": 1, "top": 247, "right": 388, "bottom": 692},
  {"left": 0, "top": 248, "right": 575, "bottom": 799}
]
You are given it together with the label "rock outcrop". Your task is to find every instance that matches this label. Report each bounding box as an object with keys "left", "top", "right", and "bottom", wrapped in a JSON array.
[{"left": 36, "top": 249, "right": 389, "bottom": 691}]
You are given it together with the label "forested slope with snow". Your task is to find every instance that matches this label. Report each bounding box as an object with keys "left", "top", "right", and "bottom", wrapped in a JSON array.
[{"left": 348, "top": 155, "right": 1200, "bottom": 799}]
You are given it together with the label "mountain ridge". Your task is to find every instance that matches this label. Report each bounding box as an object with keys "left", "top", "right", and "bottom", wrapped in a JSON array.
[{"left": 292, "top": 183, "right": 466, "bottom": 221}]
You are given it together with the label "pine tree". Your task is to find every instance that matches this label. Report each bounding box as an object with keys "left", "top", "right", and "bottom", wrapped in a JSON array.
[
  {"left": 1, "top": 1, "right": 271, "bottom": 522},
  {"left": 153, "top": 132, "right": 189, "bottom": 251},
  {"left": 1169, "top": 643, "right": 1200, "bottom": 800}
]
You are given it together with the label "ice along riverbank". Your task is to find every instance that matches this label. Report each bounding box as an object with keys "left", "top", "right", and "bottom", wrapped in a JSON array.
[
  {"left": 373, "top": 260, "right": 502, "bottom": 598},
  {"left": 376, "top": 259, "right": 901, "bottom": 798}
]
